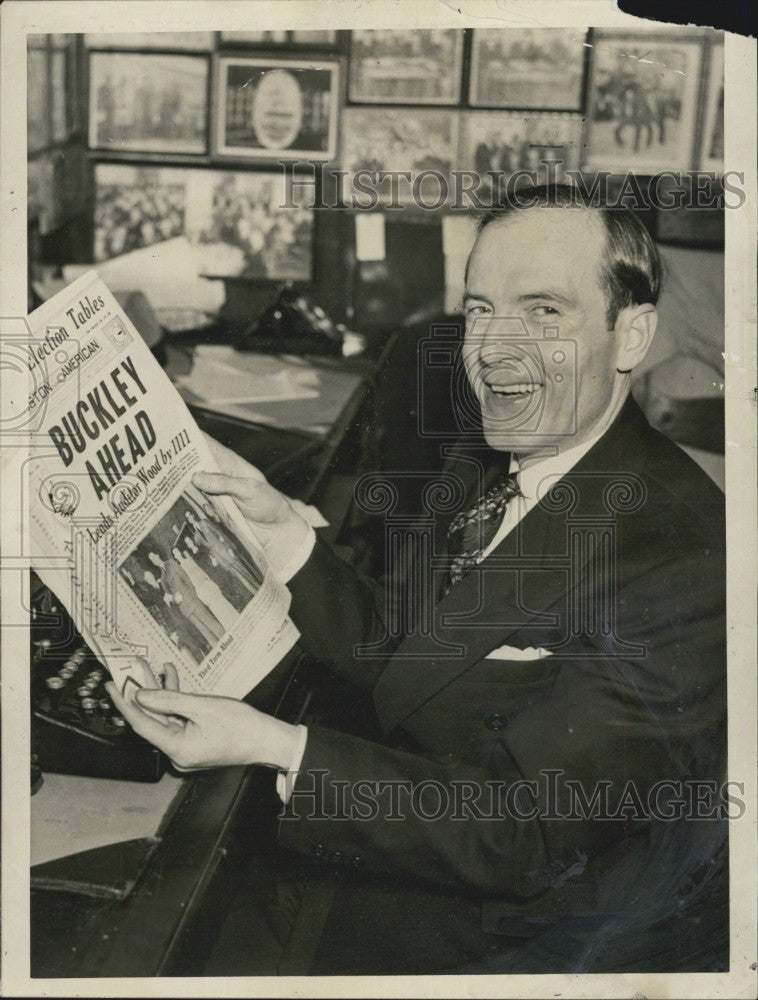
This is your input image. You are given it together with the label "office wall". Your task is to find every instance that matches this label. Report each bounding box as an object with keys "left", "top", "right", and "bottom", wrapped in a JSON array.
[{"left": 28, "top": 29, "right": 724, "bottom": 322}]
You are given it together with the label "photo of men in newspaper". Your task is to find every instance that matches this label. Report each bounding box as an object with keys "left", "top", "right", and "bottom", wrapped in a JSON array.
[{"left": 118, "top": 488, "right": 263, "bottom": 664}]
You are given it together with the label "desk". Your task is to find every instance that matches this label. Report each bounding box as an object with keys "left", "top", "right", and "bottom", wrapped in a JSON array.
[{"left": 30, "top": 331, "right": 397, "bottom": 977}]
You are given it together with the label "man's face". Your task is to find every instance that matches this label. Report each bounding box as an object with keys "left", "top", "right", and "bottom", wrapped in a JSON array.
[{"left": 463, "top": 209, "right": 625, "bottom": 458}]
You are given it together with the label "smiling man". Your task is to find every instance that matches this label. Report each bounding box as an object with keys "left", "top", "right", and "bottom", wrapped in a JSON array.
[{"left": 110, "top": 185, "right": 727, "bottom": 976}]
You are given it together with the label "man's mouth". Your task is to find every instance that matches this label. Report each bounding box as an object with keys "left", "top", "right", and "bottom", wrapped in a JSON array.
[{"left": 486, "top": 381, "right": 543, "bottom": 397}]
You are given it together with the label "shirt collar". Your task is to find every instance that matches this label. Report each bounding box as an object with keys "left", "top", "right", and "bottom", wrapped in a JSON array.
[{"left": 510, "top": 429, "right": 606, "bottom": 503}]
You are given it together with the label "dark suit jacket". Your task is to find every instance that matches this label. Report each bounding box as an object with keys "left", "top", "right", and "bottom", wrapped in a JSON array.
[{"left": 278, "top": 396, "right": 726, "bottom": 965}]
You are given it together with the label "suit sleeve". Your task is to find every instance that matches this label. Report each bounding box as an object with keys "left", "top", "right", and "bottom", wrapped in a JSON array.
[
  {"left": 286, "top": 534, "right": 398, "bottom": 693},
  {"left": 279, "top": 519, "right": 726, "bottom": 900},
  {"left": 278, "top": 724, "right": 551, "bottom": 900}
]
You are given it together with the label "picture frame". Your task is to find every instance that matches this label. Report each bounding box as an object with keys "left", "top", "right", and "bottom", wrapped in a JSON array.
[
  {"left": 700, "top": 42, "right": 724, "bottom": 173},
  {"left": 27, "top": 41, "right": 50, "bottom": 153},
  {"left": 88, "top": 52, "right": 209, "bottom": 154},
  {"left": 50, "top": 47, "right": 68, "bottom": 143},
  {"left": 348, "top": 29, "right": 464, "bottom": 105},
  {"left": 85, "top": 32, "right": 214, "bottom": 50},
  {"left": 291, "top": 30, "right": 338, "bottom": 46},
  {"left": 459, "top": 111, "right": 585, "bottom": 188},
  {"left": 93, "top": 164, "right": 314, "bottom": 281},
  {"left": 584, "top": 31, "right": 704, "bottom": 173},
  {"left": 214, "top": 57, "right": 339, "bottom": 161},
  {"left": 469, "top": 28, "right": 586, "bottom": 110},
  {"left": 93, "top": 163, "right": 189, "bottom": 262},
  {"left": 218, "top": 31, "right": 290, "bottom": 45},
  {"left": 340, "top": 106, "right": 459, "bottom": 207},
  {"left": 182, "top": 169, "right": 314, "bottom": 281}
]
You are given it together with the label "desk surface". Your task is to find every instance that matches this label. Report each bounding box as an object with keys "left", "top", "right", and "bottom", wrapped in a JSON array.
[{"left": 29, "top": 333, "right": 395, "bottom": 978}]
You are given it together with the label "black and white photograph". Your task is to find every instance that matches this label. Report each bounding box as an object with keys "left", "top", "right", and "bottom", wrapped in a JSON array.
[
  {"left": 88, "top": 51, "right": 209, "bottom": 154},
  {"left": 184, "top": 168, "right": 313, "bottom": 279},
  {"left": 93, "top": 163, "right": 187, "bottom": 261},
  {"left": 459, "top": 111, "right": 584, "bottom": 187},
  {"left": 469, "top": 28, "right": 585, "bottom": 109},
  {"left": 349, "top": 29, "right": 463, "bottom": 104},
  {"left": 215, "top": 57, "right": 339, "bottom": 160},
  {"left": 341, "top": 106, "right": 458, "bottom": 206},
  {"left": 218, "top": 30, "right": 289, "bottom": 45},
  {"left": 85, "top": 31, "right": 214, "bottom": 49},
  {"left": 118, "top": 488, "right": 262, "bottom": 664},
  {"left": 700, "top": 42, "right": 724, "bottom": 172},
  {"left": 27, "top": 37, "right": 49, "bottom": 152},
  {"left": 291, "top": 30, "right": 338, "bottom": 46},
  {"left": 6, "top": 7, "right": 757, "bottom": 997},
  {"left": 584, "top": 32, "right": 703, "bottom": 173}
]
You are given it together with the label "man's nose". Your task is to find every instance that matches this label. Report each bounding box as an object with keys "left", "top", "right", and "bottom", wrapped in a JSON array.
[{"left": 466, "top": 317, "right": 531, "bottom": 359}]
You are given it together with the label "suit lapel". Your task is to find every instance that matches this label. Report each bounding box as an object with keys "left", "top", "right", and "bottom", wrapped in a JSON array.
[{"left": 373, "top": 397, "right": 650, "bottom": 734}]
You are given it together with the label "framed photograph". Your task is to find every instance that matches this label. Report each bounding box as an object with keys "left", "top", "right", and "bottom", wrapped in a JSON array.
[
  {"left": 93, "top": 163, "right": 188, "bottom": 261},
  {"left": 700, "top": 42, "right": 724, "bottom": 172},
  {"left": 85, "top": 32, "right": 214, "bottom": 49},
  {"left": 218, "top": 31, "right": 290, "bottom": 44},
  {"left": 291, "top": 30, "right": 338, "bottom": 46},
  {"left": 469, "top": 28, "right": 586, "bottom": 109},
  {"left": 50, "top": 48, "right": 68, "bottom": 142},
  {"left": 88, "top": 52, "right": 209, "bottom": 154},
  {"left": 28, "top": 155, "right": 59, "bottom": 233},
  {"left": 584, "top": 31, "right": 703, "bottom": 173},
  {"left": 340, "top": 106, "right": 459, "bottom": 207},
  {"left": 27, "top": 43, "right": 49, "bottom": 152},
  {"left": 215, "top": 57, "right": 339, "bottom": 161},
  {"left": 183, "top": 169, "right": 313, "bottom": 280},
  {"left": 349, "top": 29, "right": 463, "bottom": 104},
  {"left": 459, "top": 111, "right": 584, "bottom": 188}
]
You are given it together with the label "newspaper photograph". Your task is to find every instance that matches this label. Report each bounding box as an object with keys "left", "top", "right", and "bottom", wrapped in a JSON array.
[{"left": 26, "top": 270, "right": 299, "bottom": 698}]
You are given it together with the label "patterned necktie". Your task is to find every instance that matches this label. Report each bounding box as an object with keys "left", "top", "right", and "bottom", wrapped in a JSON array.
[{"left": 445, "top": 471, "right": 521, "bottom": 593}]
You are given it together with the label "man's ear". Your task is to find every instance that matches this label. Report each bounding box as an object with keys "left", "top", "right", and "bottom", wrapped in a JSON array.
[{"left": 615, "top": 304, "right": 658, "bottom": 373}]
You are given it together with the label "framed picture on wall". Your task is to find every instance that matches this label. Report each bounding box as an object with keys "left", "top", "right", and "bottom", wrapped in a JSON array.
[
  {"left": 340, "top": 106, "right": 459, "bottom": 207},
  {"left": 700, "top": 42, "right": 724, "bottom": 172},
  {"left": 85, "top": 32, "right": 214, "bottom": 49},
  {"left": 27, "top": 39, "right": 49, "bottom": 153},
  {"left": 459, "top": 111, "right": 584, "bottom": 188},
  {"left": 218, "top": 31, "right": 289, "bottom": 44},
  {"left": 93, "top": 163, "right": 188, "bottom": 261},
  {"left": 215, "top": 57, "right": 339, "bottom": 160},
  {"left": 291, "top": 30, "right": 338, "bottom": 46},
  {"left": 584, "top": 31, "right": 703, "bottom": 173},
  {"left": 183, "top": 169, "right": 313, "bottom": 280},
  {"left": 348, "top": 29, "right": 464, "bottom": 105},
  {"left": 469, "top": 28, "right": 586, "bottom": 109},
  {"left": 88, "top": 52, "right": 209, "bottom": 154}
]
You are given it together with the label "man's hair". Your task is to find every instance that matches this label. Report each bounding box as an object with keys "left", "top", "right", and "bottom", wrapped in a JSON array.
[{"left": 476, "top": 184, "right": 662, "bottom": 328}]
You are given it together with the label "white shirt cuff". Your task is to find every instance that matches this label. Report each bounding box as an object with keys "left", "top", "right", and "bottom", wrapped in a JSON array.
[{"left": 276, "top": 724, "right": 309, "bottom": 803}]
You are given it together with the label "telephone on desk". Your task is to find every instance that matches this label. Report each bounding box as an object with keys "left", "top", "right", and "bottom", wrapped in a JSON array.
[
  {"left": 30, "top": 572, "right": 166, "bottom": 785},
  {"left": 237, "top": 286, "right": 356, "bottom": 356}
]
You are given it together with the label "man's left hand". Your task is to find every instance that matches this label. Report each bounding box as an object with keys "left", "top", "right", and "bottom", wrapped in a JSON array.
[{"left": 105, "top": 670, "right": 300, "bottom": 772}]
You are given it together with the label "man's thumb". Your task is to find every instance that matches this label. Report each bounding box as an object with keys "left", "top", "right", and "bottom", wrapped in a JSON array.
[{"left": 136, "top": 687, "right": 195, "bottom": 718}]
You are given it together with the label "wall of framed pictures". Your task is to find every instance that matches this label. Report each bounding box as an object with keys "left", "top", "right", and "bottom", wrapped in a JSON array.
[{"left": 29, "top": 26, "right": 726, "bottom": 283}]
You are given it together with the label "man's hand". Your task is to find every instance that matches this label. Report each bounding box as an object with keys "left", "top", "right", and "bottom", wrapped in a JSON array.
[
  {"left": 192, "top": 434, "right": 313, "bottom": 579},
  {"left": 105, "top": 664, "right": 300, "bottom": 772}
]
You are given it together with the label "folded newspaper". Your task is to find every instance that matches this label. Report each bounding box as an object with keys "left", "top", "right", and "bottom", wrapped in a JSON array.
[{"left": 27, "top": 272, "right": 300, "bottom": 699}]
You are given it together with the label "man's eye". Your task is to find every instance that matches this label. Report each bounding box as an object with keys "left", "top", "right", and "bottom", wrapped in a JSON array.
[
  {"left": 532, "top": 305, "right": 559, "bottom": 316},
  {"left": 464, "top": 304, "right": 491, "bottom": 318}
]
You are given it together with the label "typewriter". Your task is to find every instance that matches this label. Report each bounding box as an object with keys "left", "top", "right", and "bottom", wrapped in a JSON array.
[{"left": 30, "top": 572, "right": 166, "bottom": 784}]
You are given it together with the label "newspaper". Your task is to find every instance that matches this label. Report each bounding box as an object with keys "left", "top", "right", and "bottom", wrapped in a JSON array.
[{"left": 26, "top": 271, "right": 300, "bottom": 699}]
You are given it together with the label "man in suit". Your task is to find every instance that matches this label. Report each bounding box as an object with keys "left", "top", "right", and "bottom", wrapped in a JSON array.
[{"left": 110, "top": 185, "right": 727, "bottom": 974}]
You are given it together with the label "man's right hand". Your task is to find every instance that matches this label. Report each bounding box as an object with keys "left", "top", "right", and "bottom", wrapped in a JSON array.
[{"left": 192, "top": 434, "right": 314, "bottom": 581}]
